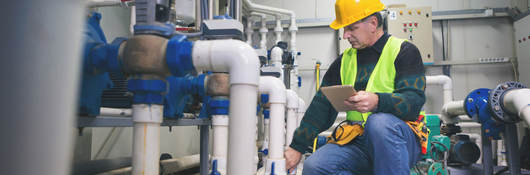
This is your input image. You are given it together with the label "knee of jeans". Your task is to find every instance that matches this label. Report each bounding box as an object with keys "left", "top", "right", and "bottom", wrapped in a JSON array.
[
  {"left": 303, "top": 155, "right": 324, "bottom": 172},
  {"left": 365, "top": 113, "right": 399, "bottom": 135}
]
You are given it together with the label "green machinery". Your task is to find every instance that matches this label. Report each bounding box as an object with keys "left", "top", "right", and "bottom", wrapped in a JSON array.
[{"left": 411, "top": 114, "right": 451, "bottom": 175}]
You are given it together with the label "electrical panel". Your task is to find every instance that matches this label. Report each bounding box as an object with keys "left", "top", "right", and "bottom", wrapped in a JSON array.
[
  {"left": 338, "top": 7, "right": 434, "bottom": 65},
  {"left": 387, "top": 7, "right": 433, "bottom": 64},
  {"left": 514, "top": 14, "right": 530, "bottom": 86}
]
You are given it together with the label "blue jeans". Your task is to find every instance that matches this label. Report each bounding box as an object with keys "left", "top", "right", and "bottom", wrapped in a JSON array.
[{"left": 302, "top": 113, "right": 421, "bottom": 175}]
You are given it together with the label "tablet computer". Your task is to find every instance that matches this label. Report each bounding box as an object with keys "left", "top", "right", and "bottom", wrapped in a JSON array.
[{"left": 320, "top": 85, "right": 357, "bottom": 112}]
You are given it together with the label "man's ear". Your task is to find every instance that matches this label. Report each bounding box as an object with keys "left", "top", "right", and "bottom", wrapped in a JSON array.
[{"left": 369, "top": 16, "right": 378, "bottom": 33}]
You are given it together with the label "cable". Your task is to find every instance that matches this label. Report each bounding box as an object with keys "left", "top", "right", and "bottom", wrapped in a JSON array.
[
  {"left": 315, "top": 61, "right": 321, "bottom": 92},
  {"left": 510, "top": 58, "right": 519, "bottom": 81}
]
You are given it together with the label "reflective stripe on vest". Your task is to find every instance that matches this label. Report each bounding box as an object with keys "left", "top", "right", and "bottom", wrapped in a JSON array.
[{"left": 340, "top": 36, "right": 405, "bottom": 123}]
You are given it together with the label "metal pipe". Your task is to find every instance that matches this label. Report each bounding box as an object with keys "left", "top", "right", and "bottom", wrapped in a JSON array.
[
  {"left": 481, "top": 130, "right": 494, "bottom": 175},
  {"left": 504, "top": 124, "right": 522, "bottom": 175},
  {"left": 195, "top": 0, "right": 202, "bottom": 30},
  {"left": 208, "top": 0, "right": 214, "bottom": 20},
  {"left": 200, "top": 125, "right": 209, "bottom": 175}
]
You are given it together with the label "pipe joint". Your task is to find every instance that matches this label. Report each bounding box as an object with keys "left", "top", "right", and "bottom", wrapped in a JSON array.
[
  {"left": 122, "top": 35, "right": 171, "bottom": 77},
  {"left": 259, "top": 76, "right": 287, "bottom": 104},
  {"left": 192, "top": 40, "right": 260, "bottom": 86},
  {"left": 128, "top": 79, "right": 167, "bottom": 104},
  {"left": 166, "top": 35, "right": 195, "bottom": 77},
  {"left": 132, "top": 104, "right": 163, "bottom": 123}
]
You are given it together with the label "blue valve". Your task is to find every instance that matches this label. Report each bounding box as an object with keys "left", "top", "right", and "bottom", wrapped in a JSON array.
[{"left": 210, "top": 159, "right": 221, "bottom": 175}]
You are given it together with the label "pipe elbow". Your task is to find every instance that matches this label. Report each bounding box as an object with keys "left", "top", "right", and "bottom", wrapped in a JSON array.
[
  {"left": 426, "top": 75, "right": 452, "bottom": 90},
  {"left": 259, "top": 76, "right": 286, "bottom": 104},
  {"left": 286, "top": 90, "right": 298, "bottom": 109},
  {"left": 192, "top": 40, "right": 260, "bottom": 86}
]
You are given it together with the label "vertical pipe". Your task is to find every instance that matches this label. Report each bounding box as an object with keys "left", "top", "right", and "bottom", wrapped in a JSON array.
[
  {"left": 274, "top": 16, "right": 282, "bottom": 45},
  {"left": 266, "top": 103, "right": 287, "bottom": 175},
  {"left": 259, "top": 15, "right": 268, "bottom": 49},
  {"left": 132, "top": 104, "right": 163, "bottom": 175},
  {"left": 195, "top": 0, "right": 202, "bottom": 30},
  {"left": 200, "top": 125, "right": 210, "bottom": 175},
  {"left": 246, "top": 17, "right": 253, "bottom": 45},
  {"left": 230, "top": 0, "right": 241, "bottom": 21},
  {"left": 208, "top": 0, "right": 214, "bottom": 20},
  {"left": 285, "top": 108, "right": 297, "bottom": 147},
  {"left": 212, "top": 114, "right": 228, "bottom": 175},
  {"left": 482, "top": 130, "right": 493, "bottom": 175},
  {"left": 1, "top": 1, "right": 84, "bottom": 174},
  {"left": 227, "top": 85, "right": 259, "bottom": 175},
  {"left": 504, "top": 124, "right": 521, "bottom": 175}
]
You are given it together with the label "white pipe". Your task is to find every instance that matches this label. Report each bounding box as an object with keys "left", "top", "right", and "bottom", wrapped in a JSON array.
[
  {"left": 441, "top": 100, "right": 466, "bottom": 124},
  {"left": 259, "top": 76, "right": 287, "bottom": 175},
  {"left": 426, "top": 75, "right": 453, "bottom": 105},
  {"left": 259, "top": 13, "right": 268, "bottom": 49},
  {"left": 100, "top": 107, "right": 132, "bottom": 116},
  {"left": 212, "top": 114, "right": 229, "bottom": 175},
  {"left": 285, "top": 90, "right": 299, "bottom": 147},
  {"left": 245, "top": 16, "right": 253, "bottom": 45},
  {"left": 87, "top": 0, "right": 122, "bottom": 7},
  {"left": 131, "top": 104, "right": 163, "bottom": 175},
  {"left": 130, "top": 6, "right": 136, "bottom": 35},
  {"left": 296, "top": 98, "right": 306, "bottom": 127},
  {"left": 503, "top": 88, "right": 530, "bottom": 127},
  {"left": 242, "top": 0, "right": 294, "bottom": 17},
  {"left": 270, "top": 46, "right": 283, "bottom": 68},
  {"left": 195, "top": 0, "right": 201, "bottom": 30},
  {"left": 192, "top": 39, "right": 260, "bottom": 175},
  {"left": 274, "top": 15, "right": 283, "bottom": 45},
  {"left": 209, "top": 0, "right": 214, "bottom": 20}
]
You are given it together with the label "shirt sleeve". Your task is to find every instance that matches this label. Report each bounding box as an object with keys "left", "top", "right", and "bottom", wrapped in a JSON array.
[
  {"left": 289, "top": 56, "right": 342, "bottom": 153},
  {"left": 374, "top": 41, "right": 426, "bottom": 121}
]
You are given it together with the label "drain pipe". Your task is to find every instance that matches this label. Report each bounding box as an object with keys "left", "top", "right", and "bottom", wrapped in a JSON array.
[
  {"left": 259, "top": 76, "right": 287, "bottom": 175},
  {"left": 297, "top": 98, "right": 306, "bottom": 127},
  {"left": 426, "top": 75, "right": 453, "bottom": 105},
  {"left": 285, "top": 90, "right": 299, "bottom": 147},
  {"left": 192, "top": 39, "right": 260, "bottom": 175},
  {"left": 502, "top": 88, "right": 530, "bottom": 127}
]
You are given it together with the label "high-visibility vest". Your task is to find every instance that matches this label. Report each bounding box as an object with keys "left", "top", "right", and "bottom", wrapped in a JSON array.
[{"left": 340, "top": 36, "right": 405, "bottom": 123}]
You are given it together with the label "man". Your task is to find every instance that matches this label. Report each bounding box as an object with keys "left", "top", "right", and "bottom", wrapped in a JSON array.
[{"left": 284, "top": 0, "right": 426, "bottom": 174}]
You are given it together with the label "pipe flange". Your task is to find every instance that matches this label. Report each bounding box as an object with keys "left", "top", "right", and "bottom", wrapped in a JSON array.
[
  {"left": 464, "top": 88, "right": 490, "bottom": 120},
  {"left": 490, "top": 81, "right": 527, "bottom": 123}
]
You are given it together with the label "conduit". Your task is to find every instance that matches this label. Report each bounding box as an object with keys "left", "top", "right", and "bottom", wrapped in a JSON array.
[
  {"left": 192, "top": 39, "right": 260, "bottom": 175},
  {"left": 259, "top": 76, "right": 287, "bottom": 175}
]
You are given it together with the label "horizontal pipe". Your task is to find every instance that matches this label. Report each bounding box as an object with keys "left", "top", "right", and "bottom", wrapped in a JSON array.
[
  {"left": 100, "top": 107, "right": 132, "bottom": 116},
  {"left": 503, "top": 88, "right": 530, "bottom": 127},
  {"left": 441, "top": 100, "right": 466, "bottom": 124}
]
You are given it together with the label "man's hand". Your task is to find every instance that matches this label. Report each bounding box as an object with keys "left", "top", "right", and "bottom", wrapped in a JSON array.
[
  {"left": 344, "top": 91, "right": 378, "bottom": 113},
  {"left": 284, "top": 147, "right": 302, "bottom": 172}
]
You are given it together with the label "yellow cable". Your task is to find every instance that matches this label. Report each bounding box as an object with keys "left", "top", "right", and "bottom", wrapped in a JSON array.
[
  {"left": 315, "top": 62, "right": 321, "bottom": 92},
  {"left": 313, "top": 137, "right": 318, "bottom": 153}
]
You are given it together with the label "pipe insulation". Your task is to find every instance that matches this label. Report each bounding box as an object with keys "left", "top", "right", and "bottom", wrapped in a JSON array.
[
  {"left": 285, "top": 90, "right": 299, "bottom": 147},
  {"left": 192, "top": 39, "right": 260, "bottom": 175},
  {"left": 426, "top": 75, "right": 453, "bottom": 105},
  {"left": 502, "top": 88, "right": 530, "bottom": 127},
  {"left": 259, "top": 76, "right": 287, "bottom": 175}
]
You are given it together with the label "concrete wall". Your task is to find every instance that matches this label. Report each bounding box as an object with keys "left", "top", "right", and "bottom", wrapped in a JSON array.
[{"left": 248, "top": 0, "right": 518, "bottom": 114}]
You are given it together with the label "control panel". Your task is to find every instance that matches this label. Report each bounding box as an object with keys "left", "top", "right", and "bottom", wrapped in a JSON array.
[
  {"left": 387, "top": 7, "right": 433, "bottom": 64},
  {"left": 514, "top": 14, "right": 530, "bottom": 86},
  {"left": 337, "top": 7, "right": 434, "bottom": 65}
]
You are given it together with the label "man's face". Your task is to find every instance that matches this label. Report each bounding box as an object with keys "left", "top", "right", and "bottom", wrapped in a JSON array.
[{"left": 342, "top": 16, "right": 377, "bottom": 49}]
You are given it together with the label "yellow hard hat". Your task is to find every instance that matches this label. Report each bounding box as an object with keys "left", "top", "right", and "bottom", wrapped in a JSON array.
[{"left": 329, "top": 0, "right": 385, "bottom": 30}]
